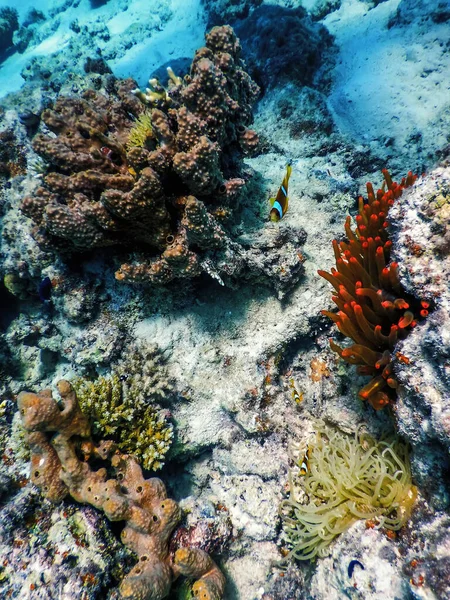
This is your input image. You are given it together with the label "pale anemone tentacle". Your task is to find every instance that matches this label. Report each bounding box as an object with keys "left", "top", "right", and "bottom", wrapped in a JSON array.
[{"left": 280, "top": 420, "right": 417, "bottom": 561}]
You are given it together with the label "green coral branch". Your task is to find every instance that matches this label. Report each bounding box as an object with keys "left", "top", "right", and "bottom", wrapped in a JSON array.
[{"left": 73, "top": 344, "right": 173, "bottom": 471}]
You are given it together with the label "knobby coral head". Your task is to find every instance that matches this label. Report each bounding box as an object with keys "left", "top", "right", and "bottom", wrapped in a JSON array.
[
  {"left": 319, "top": 169, "right": 429, "bottom": 409},
  {"left": 20, "top": 25, "right": 260, "bottom": 287}
]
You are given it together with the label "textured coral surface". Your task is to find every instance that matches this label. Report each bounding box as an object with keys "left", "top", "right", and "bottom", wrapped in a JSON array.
[
  {"left": 21, "top": 26, "right": 260, "bottom": 286},
  {"left": 17, "top": 380, "right": 225, "bottom": 600}
]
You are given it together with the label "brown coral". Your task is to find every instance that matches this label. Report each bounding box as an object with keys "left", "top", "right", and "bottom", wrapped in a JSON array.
[
  {"left": 318, "top": 170, "right": 429, "bottom": 409},
  {"left": 21, "top": 25, "right": 259, "bottom": 286},
  {"left": 17, "top": 381, "right": 225, "bottom": 600},
  {"left": 0, "top": 128, "right": 27, "bottom": 178}
]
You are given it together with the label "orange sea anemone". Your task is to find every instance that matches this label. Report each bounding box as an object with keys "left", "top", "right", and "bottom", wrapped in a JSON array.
[{"left": 319, "top": 169, "right": 428, "bottom": 409}]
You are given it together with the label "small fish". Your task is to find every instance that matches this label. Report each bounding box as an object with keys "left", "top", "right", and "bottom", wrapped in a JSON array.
[
  {"left": 100, "top": 146, "right": 123, "bottom": 166},
  {"left": 289, "top": 378, "right": 304, "bottom": 405},
  {"left": 270, "top": 162, "right": 292, "bottom": 222},
  {"left": 100, "top": 146, "right": 114, "bottom": 160},
  {"left": 348, "top": 559, "right": 365, "bottom": 578},
  {"left": 38, "top": 277, "right": 52, "bottom": 302},
  {"left": 299, "top": 447, "right": 310, "bottom": 476}
]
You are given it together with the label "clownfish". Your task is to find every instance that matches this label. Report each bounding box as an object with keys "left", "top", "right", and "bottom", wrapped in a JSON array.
[
  {"left": 299, "top": 447, "right": 310, "bottom": 476},
  {"left": 289, "top": 378, "right": 304, "bottom": 405},
  {"left": 269, "top": 162, "right": 292, "bottom": 222},
  {"left": 100, "top": 146, "right": 114, "bottom": 160}
]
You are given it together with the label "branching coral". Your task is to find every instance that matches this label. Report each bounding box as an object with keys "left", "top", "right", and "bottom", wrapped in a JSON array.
[
  {"left": 17, "top": 380, "right": 225, "bottom": 600},
  {"left": 73, "top": 344, "right": 173, "bottom": 471},
  {"left": 280, "top": 421, "right": 417, "bottom": 561},
  {"left": 318, "top": 170, "right": 429, "bottom": 409},
  {"left": 21, "top": 25, "right": 260, "bottom": 285}
]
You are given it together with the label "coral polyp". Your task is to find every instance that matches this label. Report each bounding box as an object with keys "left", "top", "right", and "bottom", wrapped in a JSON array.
[{"left": 318, "top": 170, "right": 428, "bottom": 409}]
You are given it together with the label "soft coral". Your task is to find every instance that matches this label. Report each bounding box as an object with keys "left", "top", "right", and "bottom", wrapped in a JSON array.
[{"left": 319, "top": 170, "right": 429, "bottom": 409}]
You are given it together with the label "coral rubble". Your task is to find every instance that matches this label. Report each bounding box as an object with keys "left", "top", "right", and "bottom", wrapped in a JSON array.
[
  {"left": 21, "top": 25, "right": 260, "bottom": 286},
  {"left": 281, "top": 421, "right": 417, "bottom": 561},
  {"left": 17, "top": 380, "right": 225, "bottom": 600},
  {"left": 319, "top": 170, "right": 427, "bottom": 409}
]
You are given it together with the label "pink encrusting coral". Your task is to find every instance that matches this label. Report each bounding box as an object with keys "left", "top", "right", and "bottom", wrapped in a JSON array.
[
  {"left": 319, "top": 170, "right": 429, "bottom": 410},
  {"left": 17, "top": 380, "right": 225, "bottom": 600},
  {"left": 21, "top": 25, "right": 259, "bottom": 285}
]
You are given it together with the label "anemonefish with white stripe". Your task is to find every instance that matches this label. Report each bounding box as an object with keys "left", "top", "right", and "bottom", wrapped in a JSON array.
[
  {"left": 289, "top": 378, "right": 304, "bottom": 405},
  {"left": 269, "top": 162, "right": 292, "bottom": 222},
  {"left": 299, "top": 447, "right": 311, "bottom": 476}
]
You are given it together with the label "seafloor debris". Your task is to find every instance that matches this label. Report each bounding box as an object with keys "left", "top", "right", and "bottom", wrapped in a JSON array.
[
  {"left": 319, "top": 170, "right": 429, "bottom": 409},
  {"left": 17, "top": 380, "right": 225, "bottom": 600}
]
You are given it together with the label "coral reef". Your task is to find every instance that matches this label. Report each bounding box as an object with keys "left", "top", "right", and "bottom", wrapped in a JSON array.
[
  {"left": 0, "top": 128, "right": 27, "bottom": 180},
  {"left": 318, "top": 170, "right": 428, "bottom": 409},
  {"left": 0, "top": 486, "right": 132, "bottom": 600},
  {"left": 170, "top": 497, "right": 234, "bottom": 559},
  {"left": 388, "top": 0, "right": 450, "bottom": 27},
  {"left": 260, "top": 564, "right": 305, "bottom": 600},
  {"left": 281, "top": 421, "right": 417, "bottom": 561},
  {"left": 21, "top": 25, "right": 260, "bottom": 286},
  {"left": 399, "top": 497, "right": 450, "bottom": 598},
  {"left": 386, "top": 162, "right": 450, "bottom": 504},
  {"left": 233, "top": 6, "right": 334, "bottom": 91},
  {"left": 0, "top": 1, "right": 448, "bottom": 597},
  {"left": 73, "top": 343, "right": 173, "bottom": 471},
  {"left": 202, "top": 0, "right": 262, "bottom": 27},
  {"left": 17, "top": 380, "right": 225, "bottom": 600},
  {"left": 239, "top": 224, "right": 307, "bottom": 300},
  {"left": 0, "top": 6, "right": 18, "bottom": 55}
]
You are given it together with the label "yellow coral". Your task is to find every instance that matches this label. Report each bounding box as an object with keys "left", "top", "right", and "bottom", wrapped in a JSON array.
[
  {"left": 281, "top": 421, "right": 417, "bottom": 561},
  {"left": 74, "top": 373, "right": 172, "bottom": 471},
  {"left": 126, "top": 111, "right": 154, "bottom": 150},
  {"left": 73, "top": 344, "right": 173, "bottom": 471}
]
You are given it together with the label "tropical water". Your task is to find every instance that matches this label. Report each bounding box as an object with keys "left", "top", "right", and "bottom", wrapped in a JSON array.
[{"left": 0, "top": 1, "right": 450, "bottom": 599}]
